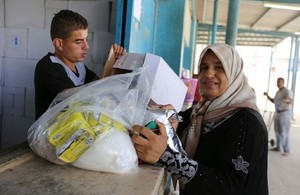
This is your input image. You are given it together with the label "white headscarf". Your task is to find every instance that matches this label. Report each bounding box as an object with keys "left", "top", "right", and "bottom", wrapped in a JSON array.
[
  {"left": 198, "top": 43, "right": 257, "bottom": 113},
  {"left": 182, "top": 43, "right": 258, "bottom": 157}
]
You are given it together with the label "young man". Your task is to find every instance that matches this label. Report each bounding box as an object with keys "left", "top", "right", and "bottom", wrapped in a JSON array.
[
  {"left": 34, "top": 9, "right": 125, "bottom": 119},
  {"left": 264, "top": 77, "right": 293, "bottom": 156}
]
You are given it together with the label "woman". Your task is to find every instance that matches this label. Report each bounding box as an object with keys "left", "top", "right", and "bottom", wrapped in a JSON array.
[{"left": 131, "top": 43, "right": 268, "bottom": 195}]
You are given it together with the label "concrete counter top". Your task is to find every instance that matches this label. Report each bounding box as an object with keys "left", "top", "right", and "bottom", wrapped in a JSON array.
[{"left": 0, "top": 150, "right": 167, "bottom": 195}]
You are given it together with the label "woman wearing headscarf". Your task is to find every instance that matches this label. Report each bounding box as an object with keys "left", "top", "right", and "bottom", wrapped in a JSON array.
[{"left": 131, "top": 43, "right": 268, "bottom": 195}]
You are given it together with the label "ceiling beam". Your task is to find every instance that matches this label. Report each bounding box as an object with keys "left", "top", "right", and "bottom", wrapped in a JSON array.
[
  {"left": 249, "top": 0, "right": 300, "bottom": 4},
  {"left": 198, "top": 23, "right": 296, "bottom": 37},
  {"left": 276, "top": 13, "right": 300, "bottom": 31},
  {"left": 197, "top": 30, "right": 284, "bottom": 39},
  {"left": 197, "top": 23, "right": 291, "bottom": 47},
  {"left": 197, "top": 34, "right": 282, "bottom": 42},
  {"left": 196, "top": 40, "right": 277, "bottom": 47},
  {"left": 250, "top": 8, "right": 271, "bottom": 29}
]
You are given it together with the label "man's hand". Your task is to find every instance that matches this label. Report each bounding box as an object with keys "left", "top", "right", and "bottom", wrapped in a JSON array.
[
  {"left": 283, "top": 97, "right": 292, "bottom": 104},
  {"left": 112, "top": 43, "right": 126, "bottom": 59},
  {"left": 263, "top": 92, "right": 275, "bottom": 103},
  {"left": 102, "top": 43, "right": 126, "bottom": 78}
]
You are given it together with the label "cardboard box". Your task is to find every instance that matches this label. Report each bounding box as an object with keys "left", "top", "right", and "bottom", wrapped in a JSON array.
[{"left": 113, "top": 53, "right": 187, "bottom": 112}]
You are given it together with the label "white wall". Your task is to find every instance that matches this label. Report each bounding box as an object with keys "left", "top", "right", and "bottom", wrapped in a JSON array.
[{"left": 0, "top": 0, "right": 117, "bottom": 148}]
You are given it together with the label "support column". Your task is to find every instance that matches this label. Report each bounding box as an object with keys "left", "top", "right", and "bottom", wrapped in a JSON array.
[
  {"left": 225, "top": 0, "right": 240, "bottom": 47},
  {"left": 287, "top": 36, "right": 295, "bottom": 86},
  {"left": 291, "top": 36, "right": 299, "bottom": 116},
  {"left": 211, "top": 0, "right": 219, "bottom": 44},
  {"left": 115, "top": 0, "right": 125, "bottom": 45},
  {"left": 264, "top": 48, "right": 274, "bottom": 110}
]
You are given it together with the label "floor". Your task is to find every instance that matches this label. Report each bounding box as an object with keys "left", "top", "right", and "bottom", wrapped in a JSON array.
[{"left": 267, "top": 112, "right": 300, "bottom": 195}]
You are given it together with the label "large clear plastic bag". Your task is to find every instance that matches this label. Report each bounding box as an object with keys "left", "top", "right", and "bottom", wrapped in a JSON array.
[{"left": 28, "top": 67, "right": 153, "bottom": 173}]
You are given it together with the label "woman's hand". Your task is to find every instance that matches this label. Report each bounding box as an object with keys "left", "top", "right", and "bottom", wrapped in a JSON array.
[
  {"left": 159, "top": 104, "right": 179, "bottom": 130},
  {"left": 131, "top": 120, "right": 168, "bottom": 164}
]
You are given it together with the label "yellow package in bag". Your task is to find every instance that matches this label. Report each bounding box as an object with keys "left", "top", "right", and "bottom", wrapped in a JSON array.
[
  {"left": 48, "top": 112, "right": 95, "bottom": 163},
  {"left": 88, "top": 112, "right": 128, "bottom": 135}
]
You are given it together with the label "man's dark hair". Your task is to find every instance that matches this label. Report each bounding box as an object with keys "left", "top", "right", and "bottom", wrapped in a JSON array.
[
  {"left": 278, "top": 77, "right": 285, "bottom": 83},
  {"left": 50, "top": 9, "right": 88, "bottom": 40}
]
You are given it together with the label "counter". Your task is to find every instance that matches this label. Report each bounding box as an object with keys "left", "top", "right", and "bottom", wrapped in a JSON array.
[{"left": 0, "top": 147, "right": 168, "bottom": 195}]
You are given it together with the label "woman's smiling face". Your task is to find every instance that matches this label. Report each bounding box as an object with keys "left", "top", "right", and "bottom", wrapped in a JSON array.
[{"left": 198, "top": 50, "right": 229, "bottom": 100}]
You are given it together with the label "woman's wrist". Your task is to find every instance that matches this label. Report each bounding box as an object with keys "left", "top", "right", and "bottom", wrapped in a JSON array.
[{"left": 156, "top": 146, "right": 198, "bottom": 184}]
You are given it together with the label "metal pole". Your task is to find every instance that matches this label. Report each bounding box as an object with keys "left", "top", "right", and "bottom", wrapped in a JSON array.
[
  {"left": 211, "top": 0, "right": 219, "bottom": 44},
  {"left": 291, "top": 36, "right": 299, "bottom": 118},
  {"left": 265, "top": 48, "right": 274, "bottom": 111},
  {"left": 115, "top": 0, "right": 124, "bottom": 45},
  {"left": 287, "top": 36, "right": 295, "bottom": 88},
  {"left": 225, "top": 0, "right": 240, "bottom": 47}
]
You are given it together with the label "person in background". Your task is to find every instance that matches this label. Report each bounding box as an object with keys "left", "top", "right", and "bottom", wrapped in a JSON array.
[
  {"left": 131, "top": 43, "right": 268, "bottom": 195},
  {"left": 264, "top": 77, "right": 293, "bottom": 156},
  {"left": 34, "top": 9, "right": 125, "bottom": 120}
]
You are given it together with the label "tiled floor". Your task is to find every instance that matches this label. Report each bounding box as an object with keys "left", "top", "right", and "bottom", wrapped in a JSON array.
[{"left": 267, "top": 113, "right": 300, "bottom": 195}]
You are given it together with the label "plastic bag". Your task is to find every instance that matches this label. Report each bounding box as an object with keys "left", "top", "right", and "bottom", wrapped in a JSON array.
[
  {"left": 144, "top": 107, "right": 186, "bottom": 155},
  {"left": 72, "top": 127, "right": 137, "bottom": 173},
  {"left": 28, "top": 67, "right": 153, "bottom": 173}
]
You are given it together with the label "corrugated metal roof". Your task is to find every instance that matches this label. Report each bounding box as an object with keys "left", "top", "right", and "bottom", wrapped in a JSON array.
[{"left": 196, "top": 0, "right": 300, "bottom": 47}]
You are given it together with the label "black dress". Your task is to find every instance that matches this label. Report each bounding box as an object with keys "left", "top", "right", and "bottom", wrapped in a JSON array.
[{"left": 158, "top": 107, "right": 269, "bottom": 195}]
